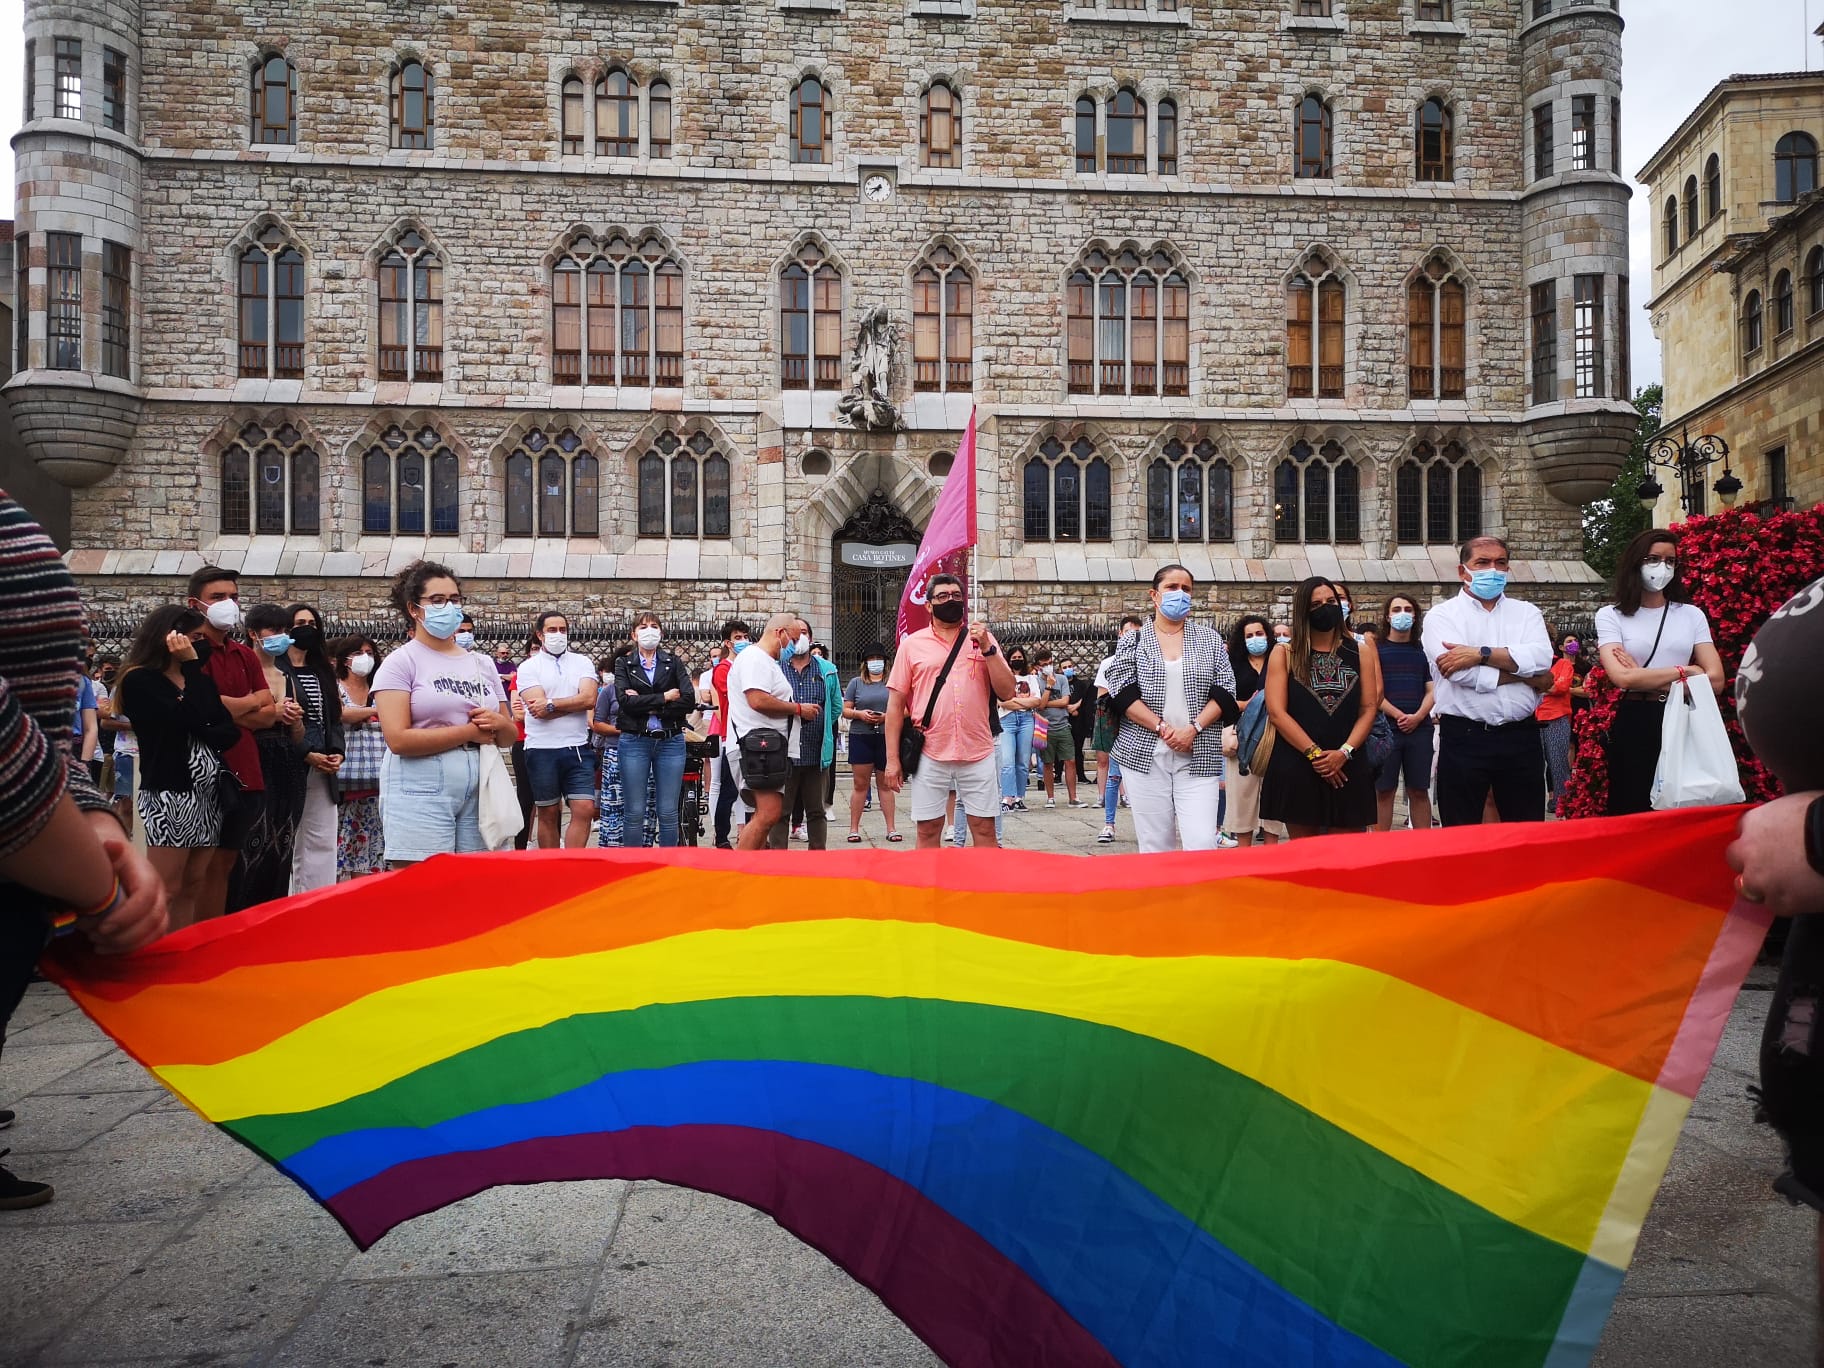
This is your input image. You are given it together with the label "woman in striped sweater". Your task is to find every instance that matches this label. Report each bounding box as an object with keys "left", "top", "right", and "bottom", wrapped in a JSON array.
[{"left": 0, "top": 492, "right": 168, "bottom": 1209}]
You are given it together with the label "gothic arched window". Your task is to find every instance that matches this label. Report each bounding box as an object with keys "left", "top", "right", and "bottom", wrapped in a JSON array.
[
  {"left": 237, "top": 225, "right": 305, "bottom": 379},
  {"left": 780, "top": 242, "right": 842, "bottom": 389},
  {"left": 637, "top": 431, "right": 731, "bottom": 540},
  {"left": 376, "top": 229, "right": 443, "bottom": 381},
  {"left": 362, "top": 423, "right": 458, "bottom": 536},
  {"left": 1022, "top": 436, "right": 1111, "bottom": 544},
  {"left": 1066, "top": 246, "right": 1190, "bottom": 397},
  {"left": 1395, "top": 441, "right": 1481, "bottom": 545},
  {"left": 551, "top": 233, "right": 684, "bottom": 387},
  {"left": 912, "top": 246, "right": 973, "bottom": 392},
  {"left": 505, "top": 427, "right": 599, "bottom": 539},
  {"left": 1408, "top": 256, "right": 1467, "bottom": 400},
  {"left": 1146, "top": 439, "right": 1232, "bottom": 544},
  {"left": 1287, "top": 253, "right": 1345, "bottom": 399},
  {"left": 219, "top": 418, "right": 319, "bottom": 537},
  {"left": 1273, "top": 439, "right": 1358, "bottom": 544}
]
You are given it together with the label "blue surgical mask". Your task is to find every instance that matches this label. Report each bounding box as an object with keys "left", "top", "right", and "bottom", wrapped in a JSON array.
[
  {"left": 454, "top": 631, "right": 476, "bottom": 649},
  {"left": 1390, "top": 611, "right": 1415, "bottom": 632},
  {"left": 1159, "top": 589, "right": 1194, "bottom": 622},
  {"left": 259, "top": 633, "right": 292, "bottom": 656},
  {"left": 1063, "top": 668, "right": 1076, "bottom": 679},
  {"left": 731, "top": 639, "right": 751, "bottom": 655},
  {"left": 1467, "top": 570, "right": 1508, "bottom": 602},
  {"left": 1246, "top": 635, "right": 1269, "bottom": 657},
  {"left": 780, "top": 634, "right": 802, "bottom": 660},
  {"left": 421, "top": 603, "right": 464, "bottom": 640}
]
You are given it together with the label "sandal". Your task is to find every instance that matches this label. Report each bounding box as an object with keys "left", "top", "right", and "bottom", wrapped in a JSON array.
[
  {"left": 846, "top": 832, "right": 863, "bottom": 843},
  {"left": 885, "top": 832, "right": 904, "bottom": 842}
]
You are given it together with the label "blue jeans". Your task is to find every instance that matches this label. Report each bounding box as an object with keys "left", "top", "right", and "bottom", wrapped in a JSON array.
[
  {"left": 617, "top": 732, "right": 686, "bottom": 847},
  {"left": 952, "top": 800, "right": 1003, "bottom": 847},
  {"left": 1103, "top": 755, "right": 1123, "bottom": 824},
  {"left": 999, "top": 710, "right": 1034, "bottom": 800}
]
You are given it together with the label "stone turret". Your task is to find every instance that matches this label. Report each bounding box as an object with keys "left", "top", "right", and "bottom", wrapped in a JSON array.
[
  {"left": 1518, "top": 0, "right": 1638, "bottom": 505},
  {"left": 6, "top": 0, "right": 145, "bottom": 487}
]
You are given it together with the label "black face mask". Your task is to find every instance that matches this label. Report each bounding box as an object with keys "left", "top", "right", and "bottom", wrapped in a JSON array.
[
  {"left": 291, "top": 624, "right": 324, "bottom": 652},
  {"left": 189, "top": 638, "right": 214, "bottom": 666},
  {"left": 1008, "top": 657, "right": 1027, "bottom": 671},
  {"left": 931, "top": 599, "right": 966, "bottom": 624},
  {"left": 1307, "top": 603, "right": 1344, "bottom": 633}
]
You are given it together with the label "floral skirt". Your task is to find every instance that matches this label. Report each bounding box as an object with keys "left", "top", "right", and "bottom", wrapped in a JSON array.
[
  {"left": 596, "top": 745, "right": 659, "bottom": 848},
  {"left": 337, "top": 792, "right": 385, "bottom": 881}
]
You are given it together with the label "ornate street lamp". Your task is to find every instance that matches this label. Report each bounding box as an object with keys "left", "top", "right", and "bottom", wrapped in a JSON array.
[{"left": 1635, "top": 426, "right": 1740, "bottom": 516}]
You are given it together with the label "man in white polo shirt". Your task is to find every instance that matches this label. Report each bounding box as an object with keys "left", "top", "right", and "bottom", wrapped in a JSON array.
[
  {"left": 725, "top": 612, "right": 812, "bottom": 850},
  {"left": 515, "top": 610, "right": 599, "bottom": 849},
  {"left": 1421, "top": 535, "right": 1554, "bottom": 827}
]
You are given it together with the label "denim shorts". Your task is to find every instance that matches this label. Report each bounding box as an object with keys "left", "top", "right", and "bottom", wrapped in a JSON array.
[
  {"left": 848, "top": 732, "right": 887, "bottom": 768},
  {"left": 380, "top": 746, "right": 484, "bottom": 862},
  {"left": 112, "top": 751, "right": 136, "bottom": 797},
  {"left": 522, "top": 743, "right": 598, "bottom": 806}
]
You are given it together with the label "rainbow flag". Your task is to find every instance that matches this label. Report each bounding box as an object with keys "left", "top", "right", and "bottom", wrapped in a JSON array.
[{"left": 47, "top": 808, "right": 1765, "bottom": 1368}]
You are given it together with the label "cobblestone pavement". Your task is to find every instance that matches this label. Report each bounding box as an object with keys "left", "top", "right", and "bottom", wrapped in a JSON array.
[{"left": 2, "top": 798, "right": 1814, "bottom": 1367}]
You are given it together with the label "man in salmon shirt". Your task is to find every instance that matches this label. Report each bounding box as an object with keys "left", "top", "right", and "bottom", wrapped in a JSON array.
[{"left": 882, "top": 573, "right": 1016, "bottom": 849}]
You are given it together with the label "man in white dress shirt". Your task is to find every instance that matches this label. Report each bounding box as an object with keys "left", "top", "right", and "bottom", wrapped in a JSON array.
[{"left": 1420, "top": 535, "right": 1554, "bottom": 827}]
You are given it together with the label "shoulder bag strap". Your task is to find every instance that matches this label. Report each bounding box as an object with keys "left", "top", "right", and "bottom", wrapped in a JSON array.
[
  {"left": 1641, "top": 605, "right": 1671, "bottom": 670},
  {"left": 919, "top": 630, "right": 970, "bottom": 732}
]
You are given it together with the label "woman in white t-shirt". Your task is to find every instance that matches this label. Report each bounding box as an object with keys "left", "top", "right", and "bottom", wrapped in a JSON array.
[
  {"left": 371, "top": 561, "right": 518, "bottom": 865},
  {"left": 1594, "top": 528, "right": 1726, "bottom": 816}
]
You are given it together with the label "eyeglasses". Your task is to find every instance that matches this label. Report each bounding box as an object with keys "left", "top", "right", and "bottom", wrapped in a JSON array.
[
  {"left": 1642, "top": 556, "right": 1678, "bottom": 568},
  {"left": 418, "top": 594, "right": 464, "bottom": 607},
  {"left": 929, "top": 592, "right": 965, "bottom": 604}
]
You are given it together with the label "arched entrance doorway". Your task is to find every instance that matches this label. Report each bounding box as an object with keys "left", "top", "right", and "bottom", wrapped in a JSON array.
[{"left": 830, "top": 490, "right": 921, "bottom": 676}]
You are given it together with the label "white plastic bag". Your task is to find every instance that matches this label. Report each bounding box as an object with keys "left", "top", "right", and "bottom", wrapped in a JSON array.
[
  {"left": 477, "top": 743, "right": 525, "bottom": 850},
  {"left": 1651, "top": 675, "right": 1746, "bottom": 809}
]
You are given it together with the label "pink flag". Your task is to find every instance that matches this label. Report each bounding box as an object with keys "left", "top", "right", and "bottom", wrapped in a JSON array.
[{"left": 896, "top": 408, "right": 978, "bottom": 644}]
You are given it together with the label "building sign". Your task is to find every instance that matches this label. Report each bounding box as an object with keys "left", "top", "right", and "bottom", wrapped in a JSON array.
[{"left": 839, "top": 541, "right": 918, "bottom": 569}]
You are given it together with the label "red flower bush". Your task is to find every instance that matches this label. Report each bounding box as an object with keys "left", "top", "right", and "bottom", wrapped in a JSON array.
[{"left": 1561, "top": 504, "right": 1824, "bottom": 818}]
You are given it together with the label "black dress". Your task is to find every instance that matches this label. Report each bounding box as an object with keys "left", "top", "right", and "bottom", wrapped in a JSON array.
[{"left": 1260, "top": 640, "right": 1376, "bottom": 831}]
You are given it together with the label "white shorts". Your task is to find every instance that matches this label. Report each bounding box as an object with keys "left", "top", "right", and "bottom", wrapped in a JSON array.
[{"left": 908, "top": 752, "right": 1001, "bottom": 823}]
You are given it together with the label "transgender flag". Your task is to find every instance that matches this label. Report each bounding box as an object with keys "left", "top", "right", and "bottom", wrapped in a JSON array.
[{"left": 895, "top": 408, "right": 978, "bottom": 644}]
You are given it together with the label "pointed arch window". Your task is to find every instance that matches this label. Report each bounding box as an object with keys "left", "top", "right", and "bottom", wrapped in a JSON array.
[
  {"left": 1066, "top": 247, "right": 1190, "bottom": 397},
  {"left": 1408, "top": 257, "right": 1466, "bottom": 399},
  {"left": 551, "top": 233, "right": 683, "bottom": 387},
  {"left": 377, "top": 229, "right": 443, "bottom": 382},
  {"left": 791, "top": 77, "right": 832, "bottom": 164},
  {"left": 597, "top": 70, "right": 637, "bottom": 157},
  {"left": 1705, "top": 153, "right": 1722, "bottom": 219},
  {"left": 637, "top": 431, "right": 730, "bottom": 540},
  {"left": 1683, "top": 175, "right": 1699, "bottom": 241},
  {"left": 1415, "top": 98, "right": 1452, "bottom": 181},
  {"left": 921, "top": 81, "right": 960, "bottom": 168},
  {"left": 1295, "top": 94, "right": 1333, "bottom": 179},
  {"left": 1107, "top": 89, "right": 1146, "bottom": 174},
  {"left": 912, "top": 246, "right": 972, "bottom": 392},
  {"left": 361, "top": 424, "right": 458, "bottom": 536},
  {"left": 561, "top": 75, "right": 585, "bottom": 153},
  {"left": 237, "top": 226, "right": 305, "bottom": 379},
  {"left": 1287, "top": 254, "right": 1345, "bottom": 399},
  {"left": 1807, "top": 246, "right": 1824, "bottom": 317},
  {"left": 1146, "top": 439, "right": 1232, "bottom": 544},
  {"left": 1395, "top": 441, "right": 1481, "bottom": 545},
  {"left": 780, "top": 243, "right": 842, "bottom": 389},
  {"left": 1775, "top": 132, "right": 1818, "bottom": 203},
  {"left": 1023, "top": 436, "right": 1112, "bottom": 544},
  {"left": 391, "top": 60, "right": 433, "bottom": 149},
  {"left": 219, "top": 419, "right": 319, "bottom": 537},
  {"left": 251, "top": 54, "right": 296, "bottom": 145},
  {"left": 1273, "top": 439, "right": 1358, "bottom": 545},
  {"left": 505, "top": 427, "right": 598, "bottom": 539}
]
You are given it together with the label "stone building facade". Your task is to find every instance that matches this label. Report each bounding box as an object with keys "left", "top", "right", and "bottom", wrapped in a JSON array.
[
  {"left": 8, "top": 0, "right": 1636, "bottom": 665},
  {"left": 1640, "top": 70, "right": 1823, "bottom": 526}
]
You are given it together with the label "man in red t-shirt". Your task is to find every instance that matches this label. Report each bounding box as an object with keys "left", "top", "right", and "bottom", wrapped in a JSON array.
[
  {"left": 184, "top": 566, "right": 278, "bottom": 918},
  {"left": 710, "top": 618, "right": 750, "bottom": 849}
]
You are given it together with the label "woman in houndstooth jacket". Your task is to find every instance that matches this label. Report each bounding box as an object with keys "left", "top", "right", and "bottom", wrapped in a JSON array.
[{"left": 1101, "top": 565, "right": 1241, "bottom": 853}]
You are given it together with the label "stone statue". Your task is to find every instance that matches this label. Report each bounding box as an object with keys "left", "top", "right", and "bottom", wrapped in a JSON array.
[{"left": 838, "top": 306, "right": 902, "bottom": 432}]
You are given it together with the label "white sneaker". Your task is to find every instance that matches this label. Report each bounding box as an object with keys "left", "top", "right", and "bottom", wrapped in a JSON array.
[
  {"left": 1045, "top": 798, "right": 1057, "bottom": 809},
  {"left": 791, "top": 823, "right": 808, "bottom": 842},
  {"left": 1215, "top": 831, "right": 1239, "bottom": 849},
  {"left": 1097, "top": 824, "right": 1115, "bottom": 844}
]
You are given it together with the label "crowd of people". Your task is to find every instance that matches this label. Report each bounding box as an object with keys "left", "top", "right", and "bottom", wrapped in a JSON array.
[{"left": 6, "top": 474, "right": 1815, "bottom": 1212}]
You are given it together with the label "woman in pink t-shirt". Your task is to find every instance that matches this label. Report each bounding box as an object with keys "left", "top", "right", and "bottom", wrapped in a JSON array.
[{"left": 370, "top": 561, "right": 518, "bottom": 865}]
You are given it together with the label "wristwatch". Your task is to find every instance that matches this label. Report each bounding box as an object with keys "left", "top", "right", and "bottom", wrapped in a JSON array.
[
  {"left": 981, "top": 645, "right": 998, "bottom": 658},
  {"left": 1340, "top": 742, "right": 1355, "bottom": 758},
  {"left": 1478, "top": 646, "right": 1492, "bottom": 664},
  {"left": 1807, "top": 796, "right": 1824, "bottom": 878}
]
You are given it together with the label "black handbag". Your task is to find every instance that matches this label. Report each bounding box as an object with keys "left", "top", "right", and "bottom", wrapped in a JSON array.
[
  {"left": 735, "top": 726, "right": 791, "bottom": 793},
  {"left": 898, "top": 629, "right": 968, "bottom": 777}
]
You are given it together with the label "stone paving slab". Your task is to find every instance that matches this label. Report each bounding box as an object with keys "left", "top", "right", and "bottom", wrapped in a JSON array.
[{"left": 1, "top": 805, "right": 1816, "bottom": 1366}]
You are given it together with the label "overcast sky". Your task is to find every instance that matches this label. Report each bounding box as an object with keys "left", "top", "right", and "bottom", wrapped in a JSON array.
[{"left": 0, "top": 0, "right": 1814, "bottom": 391}]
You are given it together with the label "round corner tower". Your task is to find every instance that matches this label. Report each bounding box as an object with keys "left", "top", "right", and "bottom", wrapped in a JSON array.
[
  {"left": 1517, "top": 0, "right": 1638, "bottom": 506},
  {"left": 7, "top": 0, "right": 146, "bottom": 488}
]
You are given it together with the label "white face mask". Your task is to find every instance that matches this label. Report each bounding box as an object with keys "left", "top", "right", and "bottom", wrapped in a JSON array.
[
  {"left": 543, "top": 632, "right": 568, "bottom": 656},
  {"left": 1640, "top": 562, "right": 1676, "bottom": 593},
  {"left": 349, "top": 653, "right": 375, "bottom": 677},
  {"left": 204, "top": 598, "right": 241, "bottom": 631},
  {"left": 1275, "top": 635, "right": 1292, "bottom": 648},
  {"left": 636, "top": 626, "right": 662, "bottom": 652},
  {"left": 866, "top": 658, "right": 885, "bottom": 675}
]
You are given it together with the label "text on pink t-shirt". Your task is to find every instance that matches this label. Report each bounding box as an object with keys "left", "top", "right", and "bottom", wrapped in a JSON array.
[{"left": 371, "top": 640, "right": 506, "bottom": 729}]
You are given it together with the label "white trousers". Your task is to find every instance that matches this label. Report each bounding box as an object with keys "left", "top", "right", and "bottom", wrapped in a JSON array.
[
  {"left": 291, "top": 772, "right": 339, "bottom": 894},
  {"left": 1123, "top": 745, "right": 1223, "bottom": 853}
]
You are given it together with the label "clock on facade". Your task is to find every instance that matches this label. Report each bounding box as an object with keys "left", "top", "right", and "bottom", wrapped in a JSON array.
[{"left": 862, "top": 175, "right": 893, "bottom": 202}]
